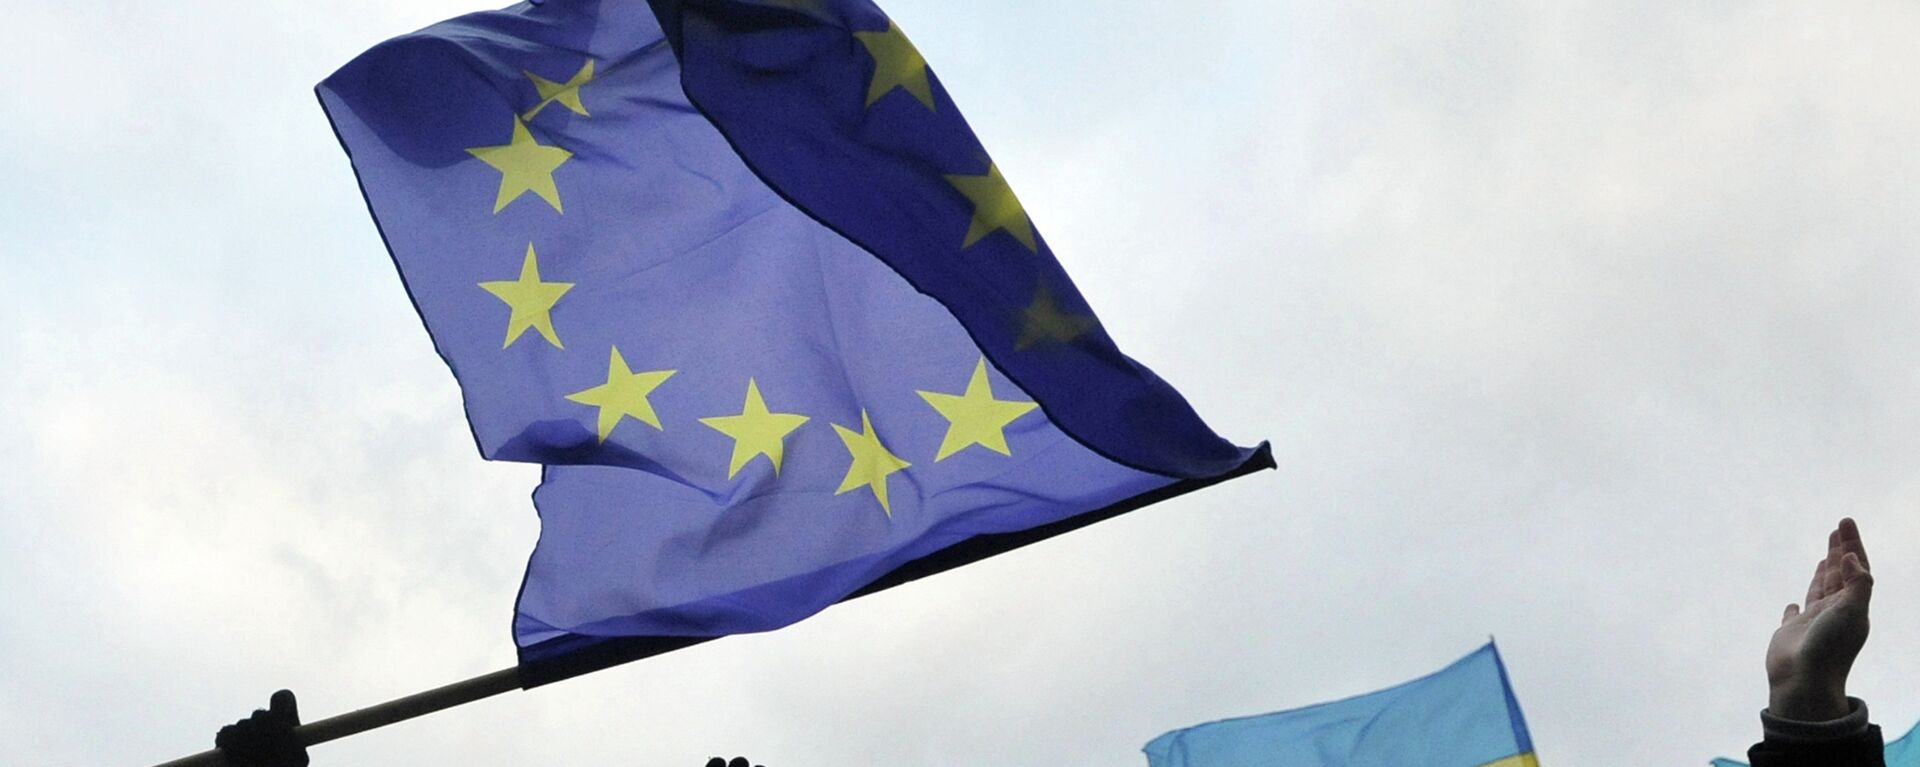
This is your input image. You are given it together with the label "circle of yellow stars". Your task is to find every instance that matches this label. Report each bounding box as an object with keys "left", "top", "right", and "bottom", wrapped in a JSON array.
[{"left": 459, "top": 15, "right": 1108, "bottom": 517}]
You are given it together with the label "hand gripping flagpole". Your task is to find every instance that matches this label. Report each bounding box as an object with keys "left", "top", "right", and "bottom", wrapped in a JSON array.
[
  {"left": 147, "top": 447, "right": 1271, "bottom": 765},
  {"left": 150, "top": 632, "right": 712, "bottom": 766},
  {"left": 151, "top": 668, "right": 521, "bottom": 767}
]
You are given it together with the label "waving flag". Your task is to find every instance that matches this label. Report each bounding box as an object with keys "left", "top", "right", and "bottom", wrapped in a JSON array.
[
  {"left": 1144, "top": 643, "right": 1538, "bottom": 767},
  {"left": 317, "top": 0, "right": 1268, "bottom": 677}
]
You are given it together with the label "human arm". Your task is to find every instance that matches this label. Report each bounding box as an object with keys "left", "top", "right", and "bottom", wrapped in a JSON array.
[{"left": 1747, "top": 518, "right": 1883, "bottom": 767}]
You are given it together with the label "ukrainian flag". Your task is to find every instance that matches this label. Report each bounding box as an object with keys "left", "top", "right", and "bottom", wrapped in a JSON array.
[{"left": 1145, "top": 643, "right": 1537, "bottom": 767}]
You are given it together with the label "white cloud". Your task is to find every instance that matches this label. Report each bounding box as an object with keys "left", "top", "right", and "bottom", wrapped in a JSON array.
[{"left": 3, "top": 1, "right": 1918, "bottom": 765}]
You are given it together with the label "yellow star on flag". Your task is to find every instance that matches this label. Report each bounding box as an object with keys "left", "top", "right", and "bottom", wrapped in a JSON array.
[
  {"left": 917, "top": 358, "right": 1039, "bottom": 460},
  {"left": 522, "top": 59, "right": 596, "bottom": 121},
  {"left": 945, "top": 162, "right": 1036, "bottom": 252},
  {"left": 833, "top": 410, "right": 911, "bottom": 516},
  {"left": 700, "top": 379, "right": 811, "bottom": 479},
  {"left": 478, "top": 243, "right": 574, "bottom": 349},
  {"left": 1016, "top": 283, "right": 1097, "bottom": 350},
  {"left": 466, "top": 116, "right": 573, "bottom": 214},
  {"left": 854, "top": 21, "right": 936, "bottom": 111},
  {"left": 566, "top": 347, "right": 677, "bottom": 443}
]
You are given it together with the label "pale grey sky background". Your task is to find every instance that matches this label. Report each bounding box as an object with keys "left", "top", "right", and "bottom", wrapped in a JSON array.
[{"left": 3, "top": 1, "right": 1918, "bottom": 765}]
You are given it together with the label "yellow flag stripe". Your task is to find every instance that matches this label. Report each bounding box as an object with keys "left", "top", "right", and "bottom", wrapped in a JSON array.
[{"left": 1479, "top": 752, "right": 1540, "bottom": 767}]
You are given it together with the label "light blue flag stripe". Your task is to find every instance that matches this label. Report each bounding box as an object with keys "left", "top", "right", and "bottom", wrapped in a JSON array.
[{"left": 1144, "top": 642, "right": 1534, "bottom": 767}]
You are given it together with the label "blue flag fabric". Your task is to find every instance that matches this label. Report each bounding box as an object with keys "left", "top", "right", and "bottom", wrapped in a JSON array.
[
  {"left": 1712, "top": 719, "right": 1920, "bottom": 766},
  {"left": 1144, "top": 643, "right": 1537, "bottom": 767},
  {"left": 317, "top": 0, "right": 1269, "bottom": 667}
]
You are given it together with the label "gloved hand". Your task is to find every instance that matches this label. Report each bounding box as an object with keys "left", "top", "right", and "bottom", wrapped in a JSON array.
[{"left": 215, "top": 689, "right": 309, "bottom": 767}]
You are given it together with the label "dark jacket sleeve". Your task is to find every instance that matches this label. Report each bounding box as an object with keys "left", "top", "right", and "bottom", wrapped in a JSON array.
[{"left": 1748, "top": 698, "right": 1885, "bottom": 767}]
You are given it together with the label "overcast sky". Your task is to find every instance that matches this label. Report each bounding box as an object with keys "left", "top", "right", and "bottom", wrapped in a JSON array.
[{"left": 4, "top": 1, "right": 1918, "bottom": 765}]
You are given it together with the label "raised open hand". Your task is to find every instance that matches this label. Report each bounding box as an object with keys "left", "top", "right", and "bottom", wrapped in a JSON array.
[{"left": 1765, "top": 518, "right": 1873, "bottom": 722}]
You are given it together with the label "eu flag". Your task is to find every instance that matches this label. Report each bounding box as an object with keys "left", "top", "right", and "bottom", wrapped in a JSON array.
[
  {"left": 1144, "top": 643, "right": 1537, "bottom": 767},
  {"left": 317, "top": 0, "right": 1269, "bottom": 675}
]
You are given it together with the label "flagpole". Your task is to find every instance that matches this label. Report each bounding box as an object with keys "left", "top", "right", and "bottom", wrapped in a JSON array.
[
  {"left": 150, "top": 668, "right": 521, "bottom": 767},
  {"left": 151, "top": 449, "right": 1277, "bottom": 765}
]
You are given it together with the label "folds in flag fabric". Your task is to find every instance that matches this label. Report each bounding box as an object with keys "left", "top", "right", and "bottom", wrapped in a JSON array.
[
  {"left": 1144, "top": 643, "right": 1537, "bottom": 767},
  {"left": 1712, "top": 720, "right": 1920, "bottom": 766},
  {"left": 317, "top": 0, "right": 1270, "bottom": 677}
]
